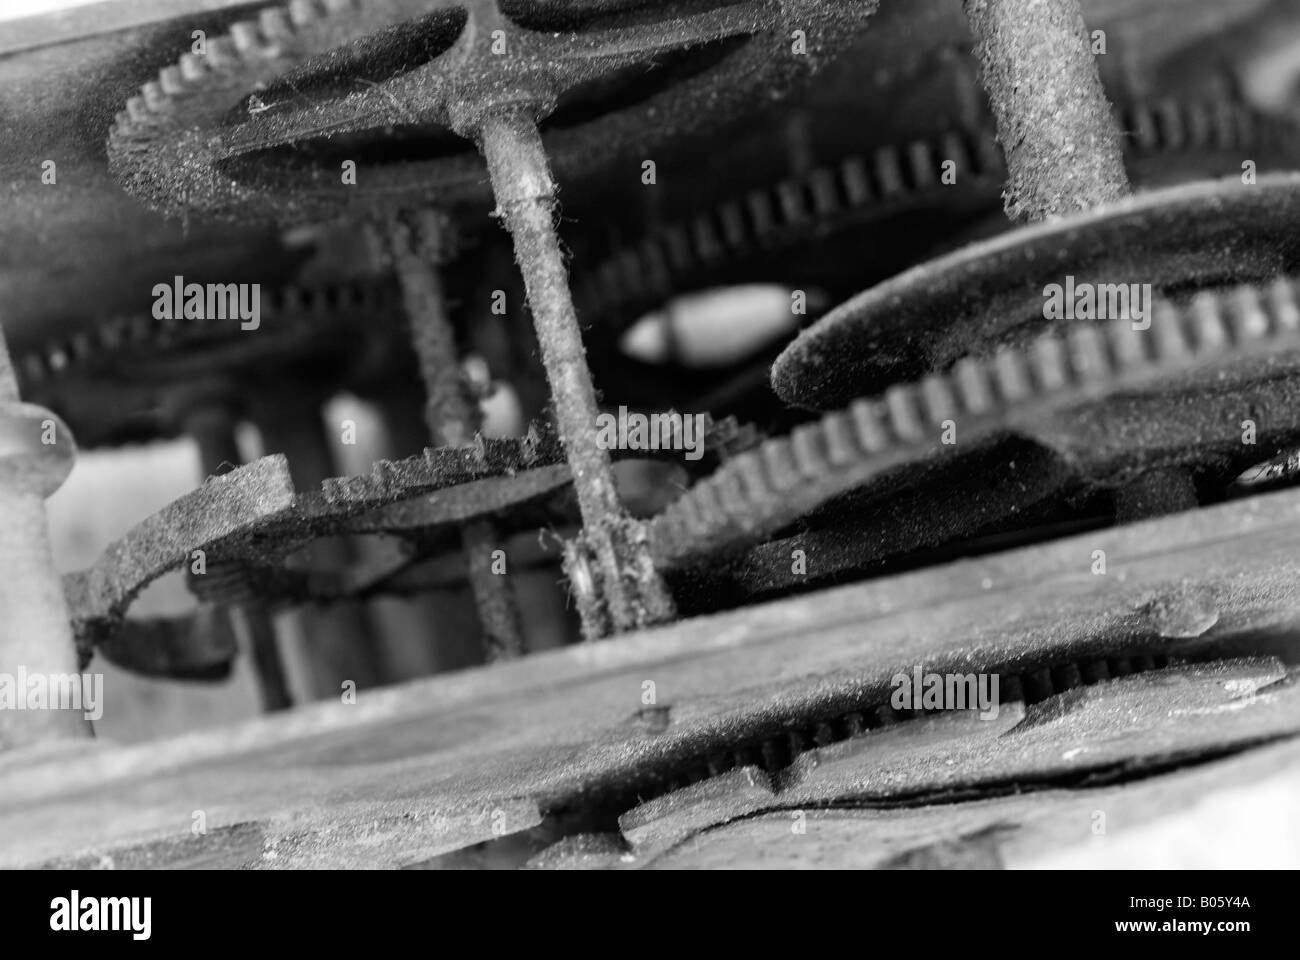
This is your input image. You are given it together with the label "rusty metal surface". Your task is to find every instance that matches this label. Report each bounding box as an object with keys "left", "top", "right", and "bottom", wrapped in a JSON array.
[
  {"left": 0, "top": 489, "right": 1297, "bottom": 867},
  {"left": 1, "top": 0, "right": 1299, "bottom": 870}
]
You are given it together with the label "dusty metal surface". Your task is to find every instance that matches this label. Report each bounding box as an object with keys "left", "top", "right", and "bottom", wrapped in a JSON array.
[
  {"left": 774, "top": 175, "right": 1300, "bottom": 408},
  {"left": 1, "top": 489, "right": 1298, "bottom": 867},
  {"left": 655, "top": 280, "right": 1300, "bottom": 569},
  {"left": 106, "top": 0, "right": 881, "bottom": 223},
  {"left": 1, "top": 0, "right": 1298, "bottom": 870}
]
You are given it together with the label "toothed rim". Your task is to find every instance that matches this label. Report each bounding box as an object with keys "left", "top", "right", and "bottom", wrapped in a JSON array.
[
  {"left": 106, "top": 0, "right": 880, "bottom": 222},
  {"left": 772, "top": 173, "right": 1300, "bottom": 410},
  {"left": 574, "top": 96, "right": 1293, "bottom": 341},
  {"left": 651, "top": 276, "right": 1300, "bottom": 566}
]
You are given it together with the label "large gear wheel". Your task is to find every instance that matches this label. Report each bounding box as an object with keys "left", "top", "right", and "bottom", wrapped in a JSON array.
[
  {"left": 108, "top": 0, "right": 880, "bottom": 223},
  {"left": 773, "top": 174, "right": 1300, "bottom": 409}
]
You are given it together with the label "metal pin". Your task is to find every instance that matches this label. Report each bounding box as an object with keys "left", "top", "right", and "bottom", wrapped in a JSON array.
[
  {"left": 474, "top": 109, "right": 675, "bottom": 637},
  {"left": 381, "top": 211, "right": 525, "bottom": 661},
  {"left": 963, "top": 0, "right": 1131, "bottom": 221}
]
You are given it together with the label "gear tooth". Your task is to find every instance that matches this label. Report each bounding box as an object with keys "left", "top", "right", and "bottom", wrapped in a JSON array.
[
  {"left": 206, "top": 35, "right": 239, "bottom": 65},
  {"left": 259, "top": 7, "right": 296, "bottom": 42},
  {"left": 141, "top": 81, "right": 166, "bottom": 112},
  {"left": 690, "top": 213, "right": 724, "bottom": 263},
  {"left": 22, "top": 351, "right": 46, "bottom": 385},
  {"left": 821, "top": 410, "right": 857, "bottom": 467},
  {"left": 1107, "top": 315, "right": 1149, "bottom": 370},
  {"left": 744, "top": 188, "right": 776, "bottom": 237},
  {"left": 849, "top": 398, "right": 888, "bottom": 451},
  {"left": 1208, "top": 96, "right": 1234, "bottom": 149},
  {"left": 639, "top": 238, "right": 671, "bottom": 295},
  {"left": 919, "top": 372, "right": 957, "bottom": 424},
  {"left": 614, "top": 248, "right": 646, "bottom": 300},
  {"left": 69, "top": 333, "right": 92, "bottom": 363},
  {"left": 695, "top": 478, "right": 728, "bottom": 534},
  {"left": 953, "top": 356, "right": 995, "bottom": 415},
  {"left": 672, "top": 481, "right": 703, "bottom": 536},
  {"left": 760, "top": 437, "right": 800, "bottom": 491},
  {"left": 1065, "top": 322, "right": 1110, "bottom": 383},
  {"left": 776, "top": 179, "right": 809, "bottom": 225},
  {"left": 716, "top": 199, "right": 746, "bottom": 248},
  {"left": 1233, "top": 100, "right": 1256, "bottom": 150},
  {"left": 940, "top": 130, "right": 968, "bottom": 175},
  {"left": 1128, "top": 101, "right": 1159, "bottom": 152},
  {"left": 229, "top": 21, "right": 264, "bottom": 53},
  {"left": 1156, "top": 98, "right": 1186, "bottom": 151},
  {"left": 1029, "top": 334, "right": 1069, "bottom": 392},
  {"left": 1227, "top": 284, "right": 1270, "bottom": 343},
  {"left": 790, "top": 422, "right": 828, "bottom": 479},
  {"left": 1183, "top": 98, "right": 1212, "bottom": 150},
  {"left": 124, "top": 97, "right": 148, "bottom": 123},
  {"left": 1268, "top": 276, "right": 1300, "bottom": 334},
  {"left": 993, "top": 345, "right": 1033, "bottom": 402},
  {"left": 158, "top": 64, "right": 185, "bottom": 95},
  {"left": 907, "top": 139, "right": 937, "bottom": 188},
  {"left": 884, "top": 383, "right": 926, "bottom": 442},
  {"left": 289, "top": 0, "right": 323, "bottom": 28},
  {"left": 1149, "top": 298, "right": 1190, "bottom": 362},
  {"left": 1190, "top": 290, "right": 1228, "bottom": 352},
  {"left": 840, "top": 154, "right": 872, "bottom": 205},
  {"left": 178, "top": 51, "right": 209, "bottom": 82},
  {"left": 808, "top": 167, "right": 838, "bottom": 217},
  {"left": 725, "top": 457, "right": 760, "bottom": 511},
  {"left": 661, "top": 223, "right": 692, "bottom": 273},
  {"left": 873, "top": 145, "right": 905, "bottom": 197}
]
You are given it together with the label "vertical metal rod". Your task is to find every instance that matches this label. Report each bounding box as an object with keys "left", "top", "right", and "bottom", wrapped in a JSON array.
[
  {"left": 385, "top": 212, "right": 525, "bottom": 661},
  {"left": 963, "top": 0, "right": 1131, "bottom": 221},
  {"left": 370, "top": 388, "right": 487, "bottom": 673},
  {"left": 476, "top": 109, "right": 675, "bottom": 637},
  {"left": 0, "top": 332, "right": 91, "bottom": 746},
  {"left": 185, "top": 404, "right": 292, "bottom": 712},
  {"left": 477, "top": 112, "right": 624, "bottom": 527},
  {"left": 964, "top": 0, "right": 1196, "bottom": 513},
  {"left": 257, "top": 399, "right": 388, "bottom": 695}
]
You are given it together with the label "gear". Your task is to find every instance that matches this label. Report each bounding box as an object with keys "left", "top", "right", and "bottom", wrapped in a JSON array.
[
  {"left": 651, "top": 278, "right": 1300, "bottom": 571},
  {"left": 107, "top": 0, "right": 880, "bottom": 224},
  {"left": 773, "top": 174, "right": 1300, "bottom": 409},
  {"left": 14, "top": 279, "right": 407, "bottom": 448},
  {"left": 575, "top": 95, "right": 1297, "bottom": 345},
  {"left": 65, "top": 412, "right": 758, "bottom": 664}
]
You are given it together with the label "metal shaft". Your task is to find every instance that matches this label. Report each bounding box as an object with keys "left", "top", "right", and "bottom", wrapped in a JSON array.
[
  {"left": 0, "top": 332, "right": 91, "bottom": 746},
  {"left": 477, "top": 112, "right": 623, "bottom": 527},
  {"left": 964, "top": 0, "right": 1131, "bottom": 221},
  {"left": 257, "top": 399, "right": 389, "bottom": 695},
  {"left": 385, "top": 212, "right": 525, "bottom": 661},
  {"left": 185, "top": 404, "right": 292, "bottom": 712},
  {"left": 964, "top": 0, "right": 1198, "bottom": 515},
  {"left": 476, "top": 109, "right": 675, "bottom": 637}
]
